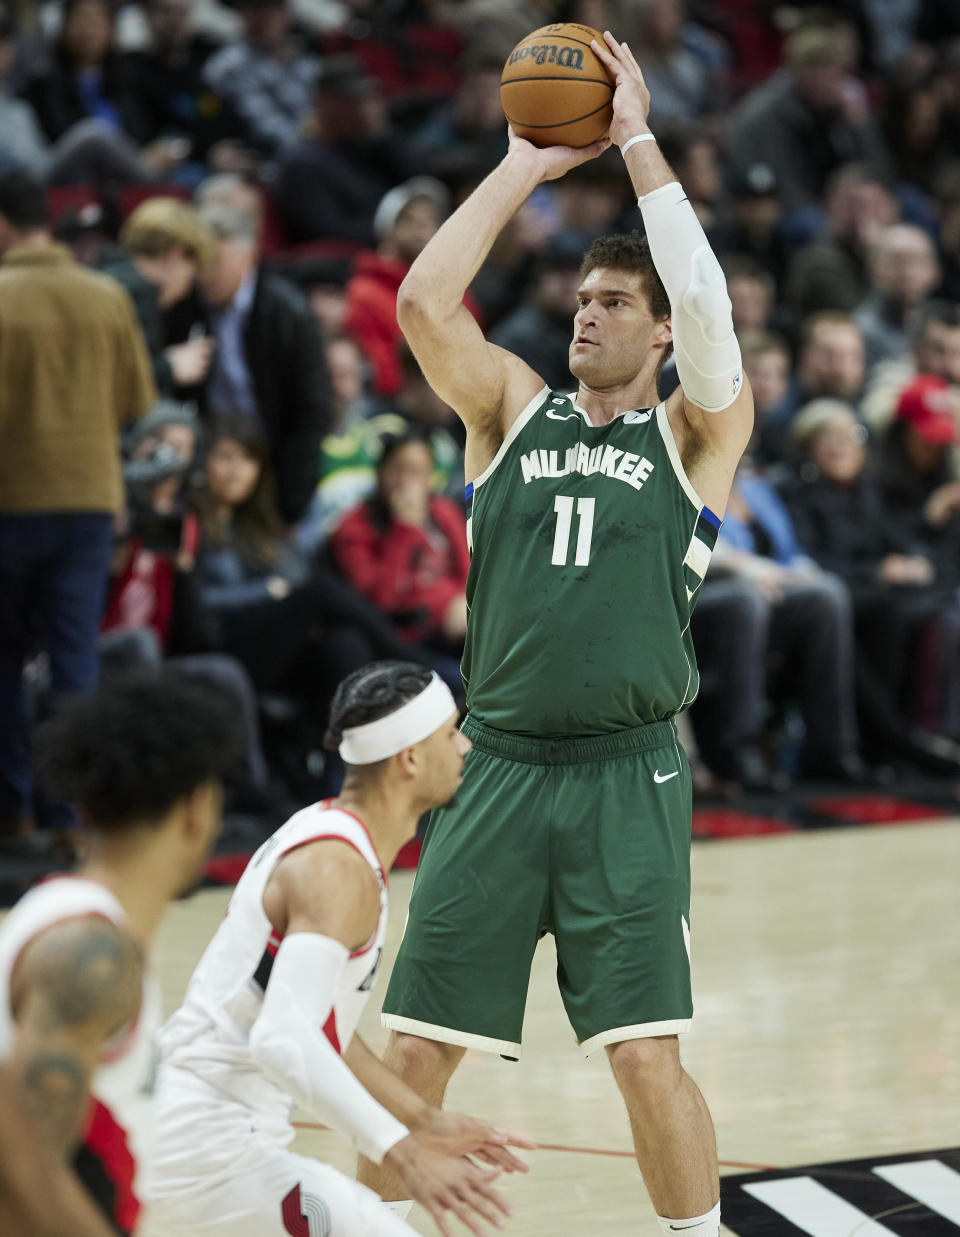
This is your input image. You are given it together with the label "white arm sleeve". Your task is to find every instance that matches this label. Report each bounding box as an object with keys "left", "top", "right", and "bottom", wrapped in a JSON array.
[
  {"left": 248, "top": 933, "right": 408, "bottom": 1164},
  {"left": 639, "top": 180, "right": 743, "bottom": 413}
]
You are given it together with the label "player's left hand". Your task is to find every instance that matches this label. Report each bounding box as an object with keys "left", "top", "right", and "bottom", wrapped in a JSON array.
[
  {"left": 417, "top": 1108, "right": 536, "bottom": 1174},
  {"left": 590, "top": 30, "right": 652, "bottom": 148}
]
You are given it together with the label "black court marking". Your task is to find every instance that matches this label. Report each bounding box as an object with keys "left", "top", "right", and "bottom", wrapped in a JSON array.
[
  {"left": 501, "top": 101, "right": 614, "bottom": 130},
  {"left": 500, "top": 75, "right": 614, "bottom": 87},
  {"left": 721, "top": 1147, "right": 960, "bottom": 1237},
  {"left": 517, "top": 32, "right": 602, "bottom": 52}
]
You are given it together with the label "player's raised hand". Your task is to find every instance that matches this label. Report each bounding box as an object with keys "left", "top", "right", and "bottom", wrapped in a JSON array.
[
  {"left": 385, "top": 1132, "right": 513, "bottom": 1236},
  {"left": 506, "top": 124, "right": 611, "bottom": 184},
  {"left": 417, "top": 1108, "right": 536, "bottom": 1173},
  {"left": 590, "top": 30, "right": 652, "bottom": 148}
]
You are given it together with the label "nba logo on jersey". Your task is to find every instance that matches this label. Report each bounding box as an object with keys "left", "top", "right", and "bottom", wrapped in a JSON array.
[{"left": 732, "top": 372, "right": 742, "bottom": 397}]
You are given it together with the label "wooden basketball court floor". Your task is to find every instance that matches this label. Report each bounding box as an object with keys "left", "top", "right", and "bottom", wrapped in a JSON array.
[{"left": 148, "top": 818, "right": 960, "bottom": 1236}]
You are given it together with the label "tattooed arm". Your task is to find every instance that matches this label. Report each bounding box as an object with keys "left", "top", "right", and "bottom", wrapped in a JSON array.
[
  {"left": 8, "top": 916, "right": 143, "bottom": 1156},
  {"left": 0, "top": 1065, "right": 118, "bottom": 1237}
]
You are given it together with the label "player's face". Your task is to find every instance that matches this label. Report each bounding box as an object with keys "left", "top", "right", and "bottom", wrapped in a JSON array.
[
  {"left": 569, "top": 267, "right": 669, "bottom": 387},
  {"left": 419, "top": 713, "right": 470, "bottom": 811},
  {"left": 175, "top": 781, "right": 225, "bottom": 897}
]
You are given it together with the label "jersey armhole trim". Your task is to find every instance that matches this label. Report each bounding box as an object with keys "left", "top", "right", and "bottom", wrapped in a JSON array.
[
  {"left": 469, "top": 384, "right": 549, "bottom": 493},
  {"left": 655, "top": 402, "right": 705, "bottom": 512},
  {"left": 273, "top": 832, "right": 384, "bottom": 958}
]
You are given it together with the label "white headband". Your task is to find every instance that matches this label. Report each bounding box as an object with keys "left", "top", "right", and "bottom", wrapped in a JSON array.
[{"left": 339, "top": 673, "right": 458, "bottom": 765}]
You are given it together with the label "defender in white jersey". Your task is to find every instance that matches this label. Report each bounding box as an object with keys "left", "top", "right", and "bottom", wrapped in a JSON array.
[
  {"left": 146, "top": 662, "right": 532, "bottom": 1237},
  {"left": 0, "top": 673, "right": 239, "bottom": 1236}
]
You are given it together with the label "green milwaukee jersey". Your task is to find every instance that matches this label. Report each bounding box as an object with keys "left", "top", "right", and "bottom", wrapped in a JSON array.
[{"left": 461, "top": 386, "right": 721, "bottom": 735}]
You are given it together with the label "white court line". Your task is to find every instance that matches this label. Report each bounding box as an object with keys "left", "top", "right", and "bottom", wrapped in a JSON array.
[
  {"left": 743, "top": 1176, "right": 900, "bottom": 1237},
  {"left": 872, "top": 1160, "right": 960, "bottom": 1227}
]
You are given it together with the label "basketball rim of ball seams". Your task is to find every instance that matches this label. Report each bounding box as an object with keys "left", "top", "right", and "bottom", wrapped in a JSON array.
[{"left": 500, "top": 23, "right": 615, "bottom": 149}]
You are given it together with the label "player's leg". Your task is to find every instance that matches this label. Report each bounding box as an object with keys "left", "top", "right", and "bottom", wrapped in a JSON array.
[
  {"left": 606, "top": 1034, "right": 719, "bottom": 1227},
  {"left": 371, "top": 726, "right": 551, "bottom": 1200},
  {"left": 551, "top": 723, "right": 719, "bottom": 1232},
  {"left": 357, "top": 1035, "right": 465, "bottom": 1201}
]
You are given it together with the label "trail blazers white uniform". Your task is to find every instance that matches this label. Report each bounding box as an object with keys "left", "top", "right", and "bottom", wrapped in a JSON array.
[
  {"left": 144, "top": 802, "right": 413, "bottom": 1237},
  {"left": 0, "top": 877, "right": 161, "bottom": 1237}
]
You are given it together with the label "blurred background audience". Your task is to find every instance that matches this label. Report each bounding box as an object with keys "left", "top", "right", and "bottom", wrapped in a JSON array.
[{"left": 5, "top": 0, "right": 960, "bottom": 850}]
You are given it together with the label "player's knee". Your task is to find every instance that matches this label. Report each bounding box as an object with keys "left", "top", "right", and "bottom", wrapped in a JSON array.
[
  {"left": 606, "top": 1035, "right": 683, "bottom": 1096},
  {"left": 384, "top": 1032, "right": 465, "bottom": 1092}
]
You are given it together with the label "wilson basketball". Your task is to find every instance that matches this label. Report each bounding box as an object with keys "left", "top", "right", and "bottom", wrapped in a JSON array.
[{"left": 500, "top": 23, "right": 615, "bottom": 148}]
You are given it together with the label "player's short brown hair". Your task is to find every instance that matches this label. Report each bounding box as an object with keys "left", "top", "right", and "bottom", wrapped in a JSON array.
[
  {"left": 120, "top": 197, "right": 217, "bottom": 269},
  {"left": 580, "top": 232, "right": 670, "bottom": 324}
]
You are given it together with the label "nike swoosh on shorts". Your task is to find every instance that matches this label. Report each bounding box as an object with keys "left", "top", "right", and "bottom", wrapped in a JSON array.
[{"left": 653, "top": 770, "right": 679, "bottom": 783}]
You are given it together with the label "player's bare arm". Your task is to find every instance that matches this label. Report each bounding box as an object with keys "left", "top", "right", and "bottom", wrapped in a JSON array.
[
  {"left": 0, "top": 1064, "right": 120, "bottom": 1237},
  {"left": 257, "top": 841, "right": 516, "bottom": 1237},
  {"left": 345, "top": 1035, "right": 534, "bottom": 1174},
  {"left": 397, "top": 130, "right": 609, "bottom": 481},
  {"left": 592, "top": 31, "right": 754, "bottom": 514},
  {"left": 264, "top": 837, "right": 381, "bottom": 950},
  {"left": 8, "top": 917, "right": 143, "bottom": 1155}
]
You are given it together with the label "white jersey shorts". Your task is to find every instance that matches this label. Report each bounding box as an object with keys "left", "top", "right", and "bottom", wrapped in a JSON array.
[{"left": 142, "top": 1073, "right": 416, "bottom": 1237}]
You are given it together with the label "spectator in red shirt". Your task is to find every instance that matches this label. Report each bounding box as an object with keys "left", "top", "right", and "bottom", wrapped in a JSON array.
[
  {"left": 344, "top": 176, "right": 482, "bottom": 397},
  {"left": 331, "top": 428, "right": 468, "bottom": 690}
]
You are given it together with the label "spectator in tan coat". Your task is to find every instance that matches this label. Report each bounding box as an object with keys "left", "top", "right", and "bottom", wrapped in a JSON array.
[{"left": 0, "top": 169, "right": 155, "bottom": 845}]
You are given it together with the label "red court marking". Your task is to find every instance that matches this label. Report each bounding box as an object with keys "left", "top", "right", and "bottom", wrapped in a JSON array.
[
  {"left": 290, "top": 1122, "right": 775, "bottom": 1170},
  {"left": 809, "top": 795, "right": 951, "bottom": 824},
  {"left": 692, "top": 809, "right": 794, "bottom": 838}
]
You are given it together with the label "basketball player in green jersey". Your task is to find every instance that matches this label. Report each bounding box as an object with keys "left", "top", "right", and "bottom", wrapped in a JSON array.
[{"left": 363, "top": 33, "right": 754, "bottom": 1237}]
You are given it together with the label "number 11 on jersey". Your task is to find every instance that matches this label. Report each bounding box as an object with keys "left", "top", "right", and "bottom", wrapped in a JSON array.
[{"left": 552, "top": 495, "right": 595, "bottom": 567}]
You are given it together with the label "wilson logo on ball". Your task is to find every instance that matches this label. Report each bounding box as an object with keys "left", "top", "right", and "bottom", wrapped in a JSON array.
[{"left": 507, "top": 43, "right": 585, "bottom": 70}]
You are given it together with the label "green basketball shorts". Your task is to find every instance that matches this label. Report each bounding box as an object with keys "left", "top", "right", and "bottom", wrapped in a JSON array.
[{"left": 382, "top": 716, "right": 694, "bottom": 1059}]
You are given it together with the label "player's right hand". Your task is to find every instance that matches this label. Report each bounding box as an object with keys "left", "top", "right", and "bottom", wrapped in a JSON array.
[
  {"left": 506, "top": 124, "right": 611, "bottom": 185},
  {"left": 384, "top": 1132, "right": 514, "bottom": 1236}
]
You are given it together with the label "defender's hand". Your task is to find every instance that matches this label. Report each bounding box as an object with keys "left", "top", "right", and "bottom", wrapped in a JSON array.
[
  {"left": 384, "top": 1133, "right": 512, "bottom": 1236},
  {"left": 416, "top": 1108, "right": 536, "bottom": 1174},
  {"left": 590, "top": 31, "right": 652, "bottom": 147},
  {"left": 506, "top": 125, "right": 611, "bottom": 184}
]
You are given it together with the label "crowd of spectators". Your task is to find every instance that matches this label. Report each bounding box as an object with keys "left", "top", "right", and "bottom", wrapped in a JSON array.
[{"left": 3, "top": 0, "right": 960, "bottom": 848}]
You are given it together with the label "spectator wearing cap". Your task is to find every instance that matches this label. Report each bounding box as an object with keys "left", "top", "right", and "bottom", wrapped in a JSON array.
[
  {"left": 198, "top": 200, "right": 331, "bottom": 523},
  {"left": 862, "top": 300, "right": 960, "bottom": 434},
  {"left": 785, "top": 398, "right": 960, "bottom": 757},
  {"left": 726, "top": 24, "right": 892, "bottom": 213},
  {"left": 272, "top": 54, "right": 417, "bottom": 245},
  {"left": 488, "top": 235, "right": 583, "bottom": 392},
  {"left": 99, "top": 196, "right": 218, "bottom": 396},
  {"left": 0, "top": 169, "right": 155, "bottom": 842},
  {"left": 876, "top": 376, "right": 960, "bottom": 587},
  {"left": 854, "top": 224, "right": 942, "bottom": 373},
  {"left": 711, "top": 162, "right": 792, "bottom": 289},
  {"left": 345, "top": 177, "right": 483, "bottom": 398},
  {"left": 202, "top": 0, "right": 317, "bottom": 156}
]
